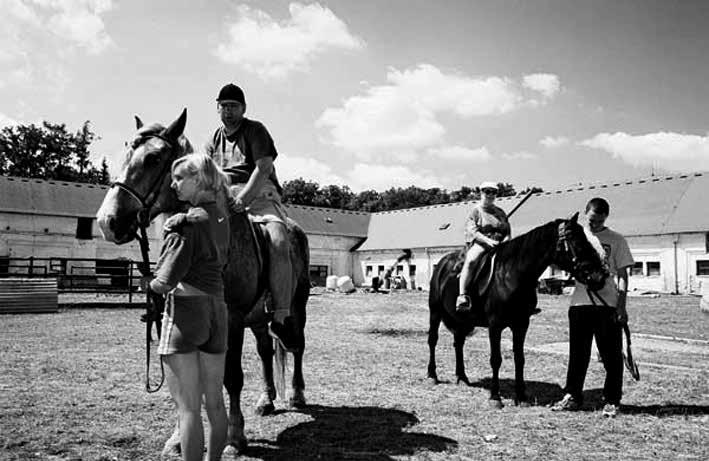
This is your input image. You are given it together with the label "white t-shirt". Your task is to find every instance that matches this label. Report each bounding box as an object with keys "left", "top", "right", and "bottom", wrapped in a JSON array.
[{"left": 570, "top": 227, "right": 634, "bottom": 308}]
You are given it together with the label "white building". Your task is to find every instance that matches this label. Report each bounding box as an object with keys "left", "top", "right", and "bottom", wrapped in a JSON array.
[
  {"left": 3, "top": 173, "right": 709, "bottom": 294},
  {"left": 356, "top": 173, "right": 709, "bottom": 294}
]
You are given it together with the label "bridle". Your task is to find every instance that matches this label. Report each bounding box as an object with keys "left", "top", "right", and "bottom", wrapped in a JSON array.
[
  {"left": 109, "top": 133, "right": 179, "bottom": 393},
  {"left": 555, "top": 221, "right": 607, "bottom": 288}
]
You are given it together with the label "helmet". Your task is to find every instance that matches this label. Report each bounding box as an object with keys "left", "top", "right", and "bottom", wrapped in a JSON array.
[{"left": 217, "top": 83, "right": 245, "bottom": 105}]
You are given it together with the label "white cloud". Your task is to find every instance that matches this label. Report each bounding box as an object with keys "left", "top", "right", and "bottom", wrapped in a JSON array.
[
  {"left": 317, "top": 64, "right": 561, "bottom": 159},
  {"left": 502, "top": 151, "right": 537, "bottom": 160},
  {"left": 215, "top": 2, "right": 364, "bottom": 80},
  {"left": 540, "top": 136, "right": 569, "bottom": 148},
  {"left": 45, "top": 0, "right": 115, "bottom": 54},
  {"left": 276, "top": 154, "right": 346, "bottom": 185},
  {"left": 346, "top": 163, "right": 443, "bottom": 191},
  {"left": 580, "top": 131, "right": 709, "bottom": 171},
  {"left": 523, "top": 73, "right": 561, "bottom": 99},
  {"left": 428, "top": 145, "right": 491, "bottom": 161}
]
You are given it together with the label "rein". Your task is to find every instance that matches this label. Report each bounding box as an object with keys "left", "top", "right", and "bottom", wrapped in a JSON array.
[{"left": 109, "top": 134, "right": 178, "bottom": 393}]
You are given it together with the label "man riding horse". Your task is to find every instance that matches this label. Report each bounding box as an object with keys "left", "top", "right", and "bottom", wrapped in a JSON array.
[{"left": 183, "top": 83, "right": 299, "bottom": 351}]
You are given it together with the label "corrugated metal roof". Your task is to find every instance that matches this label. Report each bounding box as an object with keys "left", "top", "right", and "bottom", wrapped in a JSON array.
[
  {"left": 284, "top": 204, "right": 370, "bottom": 237},
  {"left": 358, "top": 173, "right": 709, "bottom": 251},
  {"left": 0, "top": 175, "right": 371, "bottom": 238},
  {"left": 0, "top": 176, "right": 109, "bottom": 218}
]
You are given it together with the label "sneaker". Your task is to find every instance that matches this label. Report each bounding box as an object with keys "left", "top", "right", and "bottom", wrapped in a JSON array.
[
  {"left": 602, "top": 403, "right": 618, "bottom": 417},
  {"left": 269, "top": 317, "right": 300, "bottom": 352},
  {"left": 456, "top": 294, "right": 472, "bottom": 313},
  {"left": 551, "top": 393, "right": 581, "bottom": 411}
]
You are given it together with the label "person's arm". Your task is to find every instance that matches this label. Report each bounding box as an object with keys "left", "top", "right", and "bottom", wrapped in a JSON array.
[
  {"left": 232, "top": 157, "right": 272, "bottom": 211},
  {"left": 615, "top": 266, "right": 629, "bottom": 323}
]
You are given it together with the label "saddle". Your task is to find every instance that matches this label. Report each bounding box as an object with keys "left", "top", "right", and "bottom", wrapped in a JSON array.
[
  {"left": 242, "top": 214, "right": 272, "bottom": 326},
  {"left": 455, "top": 247, "right": 497, "bottom": 298}
]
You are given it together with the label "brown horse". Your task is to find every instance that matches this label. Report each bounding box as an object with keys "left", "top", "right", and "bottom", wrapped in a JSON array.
[
  {"left": 96, "top": 110, "right": 309, "bottom": 456},
  {"left": 427, "top": 215, "right": 608, "bottom": 408}
]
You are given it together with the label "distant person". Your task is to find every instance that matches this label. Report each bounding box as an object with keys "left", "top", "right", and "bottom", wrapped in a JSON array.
[
  {"left": 552, "top": 197, "right": 634, "bottom": 418},
  {"left": 205, "top": 83, "right": 299, "bottom": 351},
  {"left": 456, "top": 181, "right": 510, "bottom": 313},
  {"left": 146, "top": 154, "right": 230, "bottom": 461}
]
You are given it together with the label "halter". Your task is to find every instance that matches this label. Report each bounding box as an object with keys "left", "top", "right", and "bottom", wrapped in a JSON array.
[{"left": 108, "top": 133, "right": 178, "bottom": 393}]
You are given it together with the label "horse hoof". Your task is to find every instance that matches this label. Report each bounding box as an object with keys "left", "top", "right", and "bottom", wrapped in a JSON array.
[
  {"left": 515, "top": 399, "right": 531, "bottom": 408},
  {"left": 488, "top": 398, "right": 504, "bottom": 409},
  {"left": 456, "top": 376, "right": 471, "bottom": 386},
  {"left": 289, "top": 393, "right": 307, "bottom": 409},
  {"left": 255, "top": 402, "right": 275, "bottom": 416},
  {"left": 427, "top": 376, "right": 440, "bottom": 386},
  {"left": 223, "top": 438, "right": 248, "bottom": 458}
]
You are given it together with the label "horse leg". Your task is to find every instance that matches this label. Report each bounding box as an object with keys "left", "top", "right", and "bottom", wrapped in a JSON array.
[
  {"left": 289, "top": 348, "right": 306, "bottom": 408},
  {"left": 252, "top": 325, "right": 276, "bottom": 416},
  {"left": 222, "top": 317, "right": 247, "bottom": 457},
  {"left": 512, "top": 325, "right": 530, "bottom": 406},
  {"left": 427, "top": 308, "right": 442, "bottom": 384},
  {"left": 488, "top": 327, "right": 504, "bottom": 408},
  {"left": 454, "top": 331, "right": 471, "bottom": 386}
]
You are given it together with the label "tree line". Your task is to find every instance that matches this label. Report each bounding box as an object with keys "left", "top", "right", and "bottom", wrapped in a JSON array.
[
  {"left": 0, "top": 121, "right": 110, "bottom": 185},
  {"left": 0, "top": 120, "right": 542, "bottom": 211}
]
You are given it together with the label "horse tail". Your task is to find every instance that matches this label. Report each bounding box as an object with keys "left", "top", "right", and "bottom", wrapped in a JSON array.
[{"left": 274, "top": 340, "right": 287, "bottom": 400}]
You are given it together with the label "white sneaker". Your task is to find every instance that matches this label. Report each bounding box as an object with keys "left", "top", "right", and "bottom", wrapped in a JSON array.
[{"left": 602, "top": 403, "right": 618, "bottom": 417}]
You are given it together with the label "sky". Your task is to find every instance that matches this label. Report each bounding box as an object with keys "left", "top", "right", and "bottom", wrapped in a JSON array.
[{"left": 2, "top": 0, "right": 709, "bottom": 193}]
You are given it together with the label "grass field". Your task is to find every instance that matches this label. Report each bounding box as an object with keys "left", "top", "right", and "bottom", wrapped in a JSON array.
[{"left": 1, "top": 291, "right": 708, "bottom": 460}]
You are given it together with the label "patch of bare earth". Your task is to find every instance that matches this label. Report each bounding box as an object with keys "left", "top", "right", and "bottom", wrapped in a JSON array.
[{"left": 1, "top": 292, "right": 707, "bottom": 460}]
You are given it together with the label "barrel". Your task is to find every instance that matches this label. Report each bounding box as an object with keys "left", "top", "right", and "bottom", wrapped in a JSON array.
[{"left": 326, "top": 275, "right": 338, "bottom": 290}]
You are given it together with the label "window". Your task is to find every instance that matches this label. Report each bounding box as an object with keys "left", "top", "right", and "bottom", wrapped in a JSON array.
[
  {"left": 646, "top": 261, "right": 661, "bottom": 276},
  {"left": 396, "top": 264, "right": 403, "bottom": 275},
  {"left": 378, "top": 265, "right": 385, "bottom": 276},
  {"left": 76, "top": 217, "right": 93, "bottom": 240},
  {"left": 630, "top": 262, "right": 644, "bottom": 276},
  {"left": 309, "top": 265, "right": 328, "bottom": 286},
  {"left": 365, "top": 265, "right": 373, "bottom": 277},
  {"left": 438, "top": 223, "right": 450, "bottom": 230},
  {"left": 697, "top": 260, "right": 709, "bottom": 276},
  {"left": 409, "top": 265, "right": 416, "bottom": 276}
]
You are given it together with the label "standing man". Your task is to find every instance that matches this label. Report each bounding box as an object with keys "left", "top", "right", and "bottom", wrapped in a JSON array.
[
  {"left": 552, "top": 197, "right": 634, "bottom": 417},
  {"left": 206, "top": 83, "right": 298, "bottom": 351}
]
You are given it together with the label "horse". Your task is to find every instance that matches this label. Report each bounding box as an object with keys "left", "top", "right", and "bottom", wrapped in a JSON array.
[
  {"left": 96, "top": 110, "right": 310, "bottom": 456},
  {"left": 427, "top": 214, "right": 608, "bottom": 408}
]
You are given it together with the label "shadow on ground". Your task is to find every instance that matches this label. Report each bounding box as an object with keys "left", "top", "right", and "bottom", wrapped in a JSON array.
[
  {"left": 469, "top": 377, "right": 565, "bottom": 406},
  {"left": 245, "top": 404, "right": 457, "bottom": 460},
  {"left": 620, "top": 403, "right": 709, "bottom": 416}
]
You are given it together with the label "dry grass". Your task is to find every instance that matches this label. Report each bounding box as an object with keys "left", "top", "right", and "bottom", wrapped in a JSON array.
[{"left": 1, "top": 291, "right": 708, "bottom": 460}]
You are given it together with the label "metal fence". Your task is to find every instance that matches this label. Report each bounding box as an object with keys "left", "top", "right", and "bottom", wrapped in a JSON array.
[{"left": 0, "top": 257, "right": 155, "bottom": 303}]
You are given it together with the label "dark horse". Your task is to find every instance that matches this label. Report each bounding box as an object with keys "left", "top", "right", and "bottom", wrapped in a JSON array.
[
  {"left": 428, "top": 214, "right": 608, "bottom": 408},
  {"left": 96, "top": 110, "right": 309, "bottom": 456}
]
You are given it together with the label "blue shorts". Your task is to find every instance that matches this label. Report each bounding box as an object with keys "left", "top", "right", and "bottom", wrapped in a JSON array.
[{"left": 158, "top": 292, "right": 228, "bottom": 355}]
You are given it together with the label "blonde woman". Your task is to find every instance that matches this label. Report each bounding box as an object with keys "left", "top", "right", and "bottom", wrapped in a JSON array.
[{"left": 145, "top": 153, "right": 230, "bottom": 461}]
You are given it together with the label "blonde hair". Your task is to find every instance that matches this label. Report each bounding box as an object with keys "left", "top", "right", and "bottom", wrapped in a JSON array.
[{"left": 172, "top": 153, "right": 228, "bottom": 193}]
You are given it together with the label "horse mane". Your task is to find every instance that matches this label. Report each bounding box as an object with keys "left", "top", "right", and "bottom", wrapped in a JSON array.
[{"left": 495, "top": 220, "right": 560, "bottom": 263}]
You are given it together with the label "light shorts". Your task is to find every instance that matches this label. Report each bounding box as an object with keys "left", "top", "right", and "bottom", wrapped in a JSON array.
[
  {"left": 229, "top": 181, "right": 288, "bottom": 225},
  {"left": 158, "top": 290, "right": 228, "bottom": 355}
]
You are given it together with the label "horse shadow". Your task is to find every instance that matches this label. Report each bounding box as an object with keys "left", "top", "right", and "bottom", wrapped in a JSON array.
[
  {"left": 619, "top": 403, "right": 709, "bottom": 417},
  {"left": 245, "top": 404, "right": 458, "bottom": 460},
  {"left": 468, "top": 377, "right": 565, "bottom": 406}
]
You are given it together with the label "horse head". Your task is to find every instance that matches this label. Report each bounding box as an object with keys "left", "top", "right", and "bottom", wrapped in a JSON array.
[
  {"left": 96, "top": 109, "right": 191, "bottom": 244},
  {"left": 554, "top": 212, "right": 609, "bottom": 291}
]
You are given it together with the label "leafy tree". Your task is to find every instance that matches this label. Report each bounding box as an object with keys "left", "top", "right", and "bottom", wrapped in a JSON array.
[
  {"left": 0, "top": 120, "right": 108, "bottom": 184},
  {"left": 281, "top": 178, "right": 321, "bottom": 206}
]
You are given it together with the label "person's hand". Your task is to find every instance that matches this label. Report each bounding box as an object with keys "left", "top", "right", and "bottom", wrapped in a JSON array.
[
  {"left": 229, "top": 195, "right": 247, "bottom": 214},
  {"left": 140, "top": 276, "right": 153, "bottom": 292},
  {"left": 615, "top": 306, "right": 628, "bottom": 324},
  {"left": 185, "top": 207, "right": 208, "bottom": 222},
  {"left": 163, "top": 213, "right": 187, "bottom": 232}
]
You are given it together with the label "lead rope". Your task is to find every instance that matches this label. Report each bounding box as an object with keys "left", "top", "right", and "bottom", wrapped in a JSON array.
[{"left": 136, "top": 215, "right": 165, "bottom": 393}]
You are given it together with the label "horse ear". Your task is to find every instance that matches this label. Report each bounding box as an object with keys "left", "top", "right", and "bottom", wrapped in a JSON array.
[
  {"left": 135, "top": 115, "right": 143, "bottom": 130},
  {"left": 162, "top": 108, "right": 187, "bottom": 141},
  {"left": 569, "top": 211, "right": 579, "bottom": 223}
]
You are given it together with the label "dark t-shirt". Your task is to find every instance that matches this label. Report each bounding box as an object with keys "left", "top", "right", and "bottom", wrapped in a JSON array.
[
  {"left": 204, "top": 118, "right": 282, "bottom": 193},
  {"left": 154, "top": 202, "right": 230, "bottom": 297}
]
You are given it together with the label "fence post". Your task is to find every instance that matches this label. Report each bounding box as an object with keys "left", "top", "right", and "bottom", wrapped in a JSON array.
[{"left": 128, "top": 260, "right": 133, "bottom": 304}]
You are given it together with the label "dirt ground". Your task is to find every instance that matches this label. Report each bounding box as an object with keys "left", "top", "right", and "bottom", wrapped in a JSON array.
[{"left": 1, "top": 291, "right": 708, "bottom": 460}]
